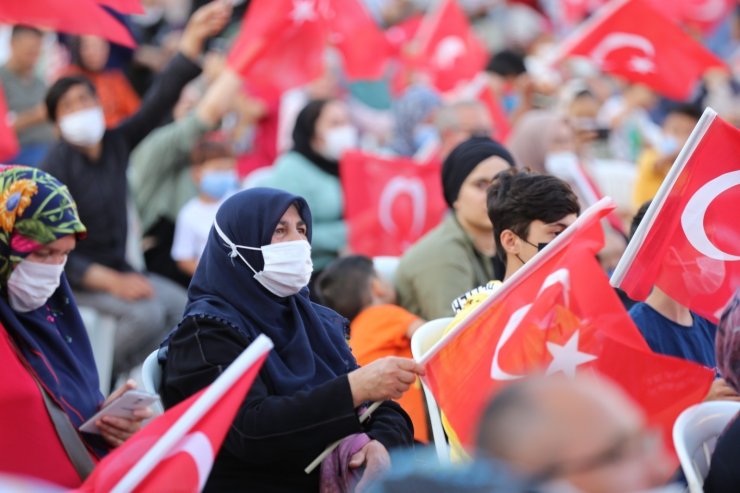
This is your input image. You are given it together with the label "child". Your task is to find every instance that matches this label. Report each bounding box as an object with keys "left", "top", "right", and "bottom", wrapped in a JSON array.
[
  {"left": 171, "top": 133, "right": 238, "bottom": 277},
  {"left": 316, "top": 255, "right": 429, "bottom": 443}
]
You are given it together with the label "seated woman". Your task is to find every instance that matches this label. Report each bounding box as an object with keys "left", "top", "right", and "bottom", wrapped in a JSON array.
[
  {"left": 253, "top": 99, "right": 359, "bottom": 275},
  {"left": 161, "top": 187, "right": 421, "bottom": 492},
  {"left": 0, "top": 166, "right": 149, "bottom": 487}
]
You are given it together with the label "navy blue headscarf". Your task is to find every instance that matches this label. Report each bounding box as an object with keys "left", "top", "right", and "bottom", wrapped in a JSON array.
[
  {"left": 0, "top": 166, "right": 102, "bottom": 431},
  {"left": 184, "top": 187, "right": 355, "bottom": 395}
]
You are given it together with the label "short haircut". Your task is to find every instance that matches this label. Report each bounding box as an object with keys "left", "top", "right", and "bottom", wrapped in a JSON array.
[
  {"left": 487, "top": 169, "right": 580, "bottom": 262},
  {"left": 11, "top": 25, "right": 42, "bottom": 38},
  {"left": 315, "top": 255, "right": 376, "bottom": 321},
  {"left": 666, "top": 102, "right": 703, "bottom": 122},
  {"left": 191, "top": 132, "right": 234, "bottom": 166},
  {"left": 630, "top": 200, "right": 652, "bottom": 241},
  {"left": 486, "top": 49, "right": 527, "bottom": 77},
  {"left": 45, "top": 76, "right": 97, "bottom": 123}
]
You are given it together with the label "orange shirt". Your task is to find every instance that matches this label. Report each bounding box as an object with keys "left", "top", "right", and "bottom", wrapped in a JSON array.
[{"left": 350, "top": 304, "right": 429, "bottom": 443}]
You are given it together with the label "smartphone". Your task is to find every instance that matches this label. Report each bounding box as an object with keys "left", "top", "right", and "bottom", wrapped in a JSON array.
[{"left": 79, "top": 389, "right": 160, "bottom": 434}]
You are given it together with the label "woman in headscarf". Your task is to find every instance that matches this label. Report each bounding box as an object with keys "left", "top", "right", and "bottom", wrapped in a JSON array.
[
  {"left": 505, "top": 110, "right": 577, "bottom": 174},
  {"left": 161, "top": 187, "right": 421, "bottom": 492},
  {"left": 254, "top": 99, "right": 358, "bottom": 274},
  {"left": 395, "top": 137, "right": 516, "bottom": 320},
  {"left": 0, "top": 166, "right": 150, "bottom": 487},
  {"left": 389, "top": 84, "right": 442, "bottom": 157}
]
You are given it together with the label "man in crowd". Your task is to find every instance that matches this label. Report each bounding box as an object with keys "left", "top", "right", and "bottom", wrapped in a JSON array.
[{"left": 40, "top": 1, "right": 232, "bottom": 376}]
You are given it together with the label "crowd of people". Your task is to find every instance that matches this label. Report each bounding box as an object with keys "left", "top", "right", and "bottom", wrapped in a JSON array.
[{"left": 0, "top": 0, "right": 739, "bottom": 491}]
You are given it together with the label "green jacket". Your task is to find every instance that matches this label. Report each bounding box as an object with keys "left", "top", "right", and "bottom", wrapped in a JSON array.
[
  {"left": 129, "top": 112, "right": 211, "bottom": 233},
  {"left": 396, "top": 214, "right": 494, "bottom": 320},
  {"left": 253, "top": 151, "right": 347, "bottom": 271}
]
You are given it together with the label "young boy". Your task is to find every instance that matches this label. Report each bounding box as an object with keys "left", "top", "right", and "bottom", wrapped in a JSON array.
[
  {"left": 171, "top": 133, "right": 238, "bottom": 277},
  {"left": 316, "top": 255, "right": 428, "bottom": 443}
]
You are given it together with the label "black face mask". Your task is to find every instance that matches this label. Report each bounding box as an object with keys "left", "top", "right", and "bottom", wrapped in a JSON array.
[{"left": 514, "top": 238, "right": 549, "bottom": 265}]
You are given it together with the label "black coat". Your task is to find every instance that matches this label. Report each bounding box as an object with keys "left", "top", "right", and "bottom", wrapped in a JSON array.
[{"left": 162, "top": 315, "right": 415, "bottom": 492}]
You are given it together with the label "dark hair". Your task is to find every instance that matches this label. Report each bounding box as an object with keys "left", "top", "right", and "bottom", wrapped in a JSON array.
[
  {"left": 291, "top": 98, "right": 341, "bottom": 176},
  {"left": 191, "top": 131, "right": 234, "bottom": 166},
  {"left": 315, "top": 255, "right": 376, "bottom": 321},
  {"left": 487, "top": 169, "right": 580, "bottom": 262},
  {"left": 629, "top": 200, "right": 652, "bottom": 241},
  {"left": 666, "top": 102, "right": 703, "bottom": 123},
  {"left": 486, "top": 49, "right": 527, "bottom": 77},
  {"left": 476, "top": 381, "right": 535, "bottom": 458},
  {"left": 45, "top": 76, "right": 97, "bottom": 122},
  {"left": 11, "top": 25, "right": 42, "bottom": 38}
]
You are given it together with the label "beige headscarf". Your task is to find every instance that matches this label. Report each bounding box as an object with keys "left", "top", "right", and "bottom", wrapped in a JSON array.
[{"left": 506, "top": 110, "right": 568, "bottom": 174}]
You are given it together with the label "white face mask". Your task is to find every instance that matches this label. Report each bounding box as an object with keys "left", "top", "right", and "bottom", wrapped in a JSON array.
[
  {"left": 321, "top": 125, "right": 358, "bottom": 161},
  {"left": 544, "top": 151, "right": 580, "bottom": 178},
  {"left": 7, "top": 259, "right": 66, "bottom": 313},
  {"left": 59, "top": 106, "right": 106, "bottom": 147},
  {"left": 214, "top": 221, "right": 313, "bottom": 298}
]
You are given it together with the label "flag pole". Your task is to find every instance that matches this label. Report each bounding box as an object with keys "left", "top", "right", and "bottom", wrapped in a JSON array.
[
  {"left": 610, "top": 107, "right": 717, "bottom": 289},
  {"left": 110, "top": 335, "right": 274, "bottom": 493},
  {"left": 304, "top": 400, "right": 382, "bottom": 474}
]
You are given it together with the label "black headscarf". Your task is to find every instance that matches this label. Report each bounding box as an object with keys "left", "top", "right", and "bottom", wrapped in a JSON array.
[
  {"left": 292, "top": 99, "right": 341, "bottom": 177},
  {"left": 183, "top": 188, "right": 355, "bottom": 395},
  {"left": 441, "top": 137, "right": 516, "bottom": 209}
]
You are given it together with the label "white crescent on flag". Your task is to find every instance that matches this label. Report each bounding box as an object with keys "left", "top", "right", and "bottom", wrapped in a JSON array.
[
  {"left": 378, "top": 176, "right": 427, "bottom": 238},
  {"left": 680, "top": 170, "right": 740, "bottom": 262},
  {"left": 166, "top": 432, "right": 215, "bottom": 492},
  {"left": 590, "top": 32, "right": 656, "bottom": 73},
  {"left": 434, "top": 36, "right": 466, "bottom": 69}
]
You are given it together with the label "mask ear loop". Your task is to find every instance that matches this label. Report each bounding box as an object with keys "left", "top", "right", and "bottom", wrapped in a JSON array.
[{"left": 213, "top": 221, "right": 262, "bottom": 275}]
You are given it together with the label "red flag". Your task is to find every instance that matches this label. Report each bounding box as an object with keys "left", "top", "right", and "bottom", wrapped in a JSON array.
[
  {"left": 414, "top": 0, "right": 488, "bottom": 93},
  {"left": 77, "top": 336, "right": 272, "bottom": 493},
  {"left": 341, "top": 151, "right": 447, "bottom": 256},
  {"left": 227, "top": 0, "right": 327, "bottom": 98},
  {"left": 647, "top": 0, "right": 735, "bottom": 36},
  {"left": 612, "top": 108, "right": 740, "bottom": 323},
  {"left": 0, "top": 86, "right": 20, "bottom": 163},
  {"left": 476, "top": 84, "right": 511, "bottom": 143},
  {"left": 95, "top": 0, "right": 144, "bottom": 14},
  {"left": 421, "top": 198, "right": 713, "bottom": 448},
  {"left": 0, "top": 0, "right": 136, "bottom": 48},
  {"left": 555, "top": 0, "right": 725, "bottom": 100},
  {"left": 325, "top": 0, "right": 391, "bottom": 80}
]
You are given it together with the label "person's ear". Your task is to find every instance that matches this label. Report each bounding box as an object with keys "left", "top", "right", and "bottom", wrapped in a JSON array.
[
  {"left": 370, "top": 276, "right": 394, "bottom": 304},
  {"left": 191, "top": 165, "right": 203, "bottom": 184},
  {"left": 500, "top": 229, "right": 522, "bottom": 258}
]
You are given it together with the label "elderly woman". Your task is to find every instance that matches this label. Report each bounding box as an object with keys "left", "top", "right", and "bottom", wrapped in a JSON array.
[
  {"left": 161, "top": 187, "right": 421, "bottom": 492},
  {"left": 0, "top": 166, "right": 149, "bottom": 487}
]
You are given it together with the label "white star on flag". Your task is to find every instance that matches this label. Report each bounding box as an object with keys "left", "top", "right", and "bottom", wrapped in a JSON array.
[
  {"left": 290, "top": 0, "right": 318, "bottom": 25},
  {"left": 545, "top": 330, "right": 597, "bottom": 378},
  {"left": 628, "top": 55, "right": 655, "bottom": 74}
]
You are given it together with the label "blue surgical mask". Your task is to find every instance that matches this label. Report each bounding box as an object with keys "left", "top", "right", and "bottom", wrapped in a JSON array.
[
  {"left": 502, "top": 92, "right": 520, "bottom": 114},
  {"left": 413, "top": 124, "right": 439, "bottom": 151},
  {"left": 200, "top": 170, "right": 238, "bottom": 200}
]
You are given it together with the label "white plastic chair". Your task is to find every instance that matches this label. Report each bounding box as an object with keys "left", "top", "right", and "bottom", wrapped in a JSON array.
[
  {"left": 673, "top": 400, "right": 740, "bottom": 493},
  {"left": 141, "top": 350, "right": 164, "bottom": 415},
  {"left": 410, "top": 317, "right": 454, "bottom": 463},
  {"left": 373, "top": 256, "right": 400, "bottom": 285},
  {"left": 78, "top": 306, "right": 117, "bottom": 395}
]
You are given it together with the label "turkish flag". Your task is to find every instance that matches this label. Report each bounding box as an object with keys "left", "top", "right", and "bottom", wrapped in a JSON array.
[
  {"left": 0, "top": 0, "right": 136, "bottom": 48},
  {"left": 612, "top": 108, "right": 740, "bottom": 323},
  {"left": 227, "top": 0, "right": 327, "bottom": 98},
  {"left": 0, "top": 86, "right": 20, "bottom": 163},
  {"left": 341, "top": 151, "right": 447, "bottom": 256},
  {"left": 414, "top": 0, "right": 488, "bottom": 93},
  {"left": 76, "top": 336, "right": 272, "bottom": 493},
  {"left": 95, "top": 0, "right": 144, "bottom": 14},
  {"left": 555, "top": 0, "right": 725, "bottom": 100},
  {"left": 421, "top": 198, "right": 713, "bottom": 448},
  {"left": 647, "top": 0, "right": 735, "bottom": 36},
  {"left": 325, "top": 0, "right": 391, "bottom": 80},
  {"left": 476, "top": 84, "right": 511, "bottom": 143}
]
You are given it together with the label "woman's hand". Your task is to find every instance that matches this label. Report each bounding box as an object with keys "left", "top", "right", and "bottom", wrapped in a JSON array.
[
  {"left": 347, "top": 357, "right": 425, "bottom": 407},
  {"left": 349, "top": 440, "right": 391, "bottom": 493},
  {"left": 98, "top": 379, "right": 154, "bottom": 448}
]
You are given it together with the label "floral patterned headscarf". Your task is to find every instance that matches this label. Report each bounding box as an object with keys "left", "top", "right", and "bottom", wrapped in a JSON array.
[{"left": 0, "top": 165, "right": 86, "bottom": 287}]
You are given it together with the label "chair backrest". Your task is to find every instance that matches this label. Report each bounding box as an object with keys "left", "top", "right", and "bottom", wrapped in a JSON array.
[
  {"left": 373, "top": 256, "right": 400, "bottom": 285},
  {"left": 411, "top": 317, "right": 454, "bottom": 463},
  {"left": 141, "top": 350, "right": 164, "bottom": 415},
  {"left": 673, "top": 400, "right": 740, "bottom": 493}
]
